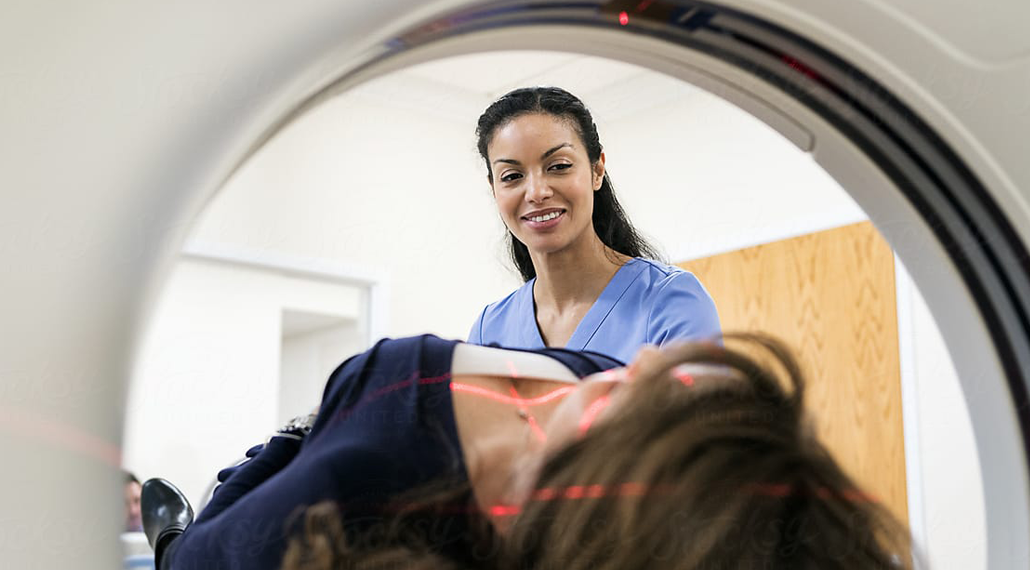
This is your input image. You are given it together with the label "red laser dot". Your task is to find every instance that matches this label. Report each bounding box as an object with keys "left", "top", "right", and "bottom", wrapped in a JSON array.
[
  {"left": 673, "top": 366, "right": 694, "bottom": 386},
  {"left": 565, "top": 485, "right": 586, "bottom": 499},
  {"left": 489, "top": 504, "right": 521, "bottom": 517},
  {"left": 781, "top": 55, "right": 819, "bottom": 80},
  {"left": 619, "top": 11, "right": 629, "bottom": 25},
  {"left": 534, "top": 487, "right": 557, "bottom": 501}
]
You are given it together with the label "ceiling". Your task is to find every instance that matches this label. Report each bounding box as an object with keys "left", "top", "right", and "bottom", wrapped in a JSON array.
[{"left": 351, "top": 50, "right": 701, "bottom": 125}]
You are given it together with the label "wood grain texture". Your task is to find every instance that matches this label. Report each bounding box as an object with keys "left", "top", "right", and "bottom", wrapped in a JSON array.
[{"left": 678, "top": 221, "right": 908, "bottom": 524}]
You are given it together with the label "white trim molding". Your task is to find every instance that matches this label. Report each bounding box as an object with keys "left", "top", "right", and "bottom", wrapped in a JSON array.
[
  {"left": 181, "top": 239, "right": 390, "bottom": 347},
  {"left": 893, "top": 257, "right": 928, "bottom": 560}
]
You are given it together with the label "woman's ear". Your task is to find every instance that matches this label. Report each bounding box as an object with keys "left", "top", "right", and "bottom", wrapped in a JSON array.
[{"left": 593, "top": 152, "right": 606, "bottom": 191}]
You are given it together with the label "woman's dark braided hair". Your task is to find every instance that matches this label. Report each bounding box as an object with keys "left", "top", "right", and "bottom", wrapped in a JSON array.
[{"left": 475, "top": 87, "right": 662, "bottom": 281}]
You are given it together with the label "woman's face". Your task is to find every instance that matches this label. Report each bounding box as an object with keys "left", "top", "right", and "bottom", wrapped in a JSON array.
[{"left": 486, "top": 113, "right": 605, "bottom": 257}]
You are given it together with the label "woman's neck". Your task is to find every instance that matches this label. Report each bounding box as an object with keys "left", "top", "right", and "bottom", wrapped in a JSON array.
[{"left": 531, "top": 236, "right": 629, "bottom": 309}]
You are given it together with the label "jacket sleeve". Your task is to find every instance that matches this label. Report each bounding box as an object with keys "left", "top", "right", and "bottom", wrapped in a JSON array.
[
  {"left": 165, "top": 346, "right": 379, "bottom": 569},
  {"left": 195, "top": 437, "right": 302, "bottom": 525}
]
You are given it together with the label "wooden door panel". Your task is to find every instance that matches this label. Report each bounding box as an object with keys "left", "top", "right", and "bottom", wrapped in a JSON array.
[{"left": 678, "top": 221, "right": 907, "bottom": 524}]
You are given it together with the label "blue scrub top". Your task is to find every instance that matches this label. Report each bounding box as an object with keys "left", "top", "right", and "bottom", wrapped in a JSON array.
[{"left": 468, "top": 258, "right": 721, "bottom": 363}]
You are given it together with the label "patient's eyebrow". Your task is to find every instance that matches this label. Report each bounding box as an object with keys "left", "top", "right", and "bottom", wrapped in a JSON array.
[{"left": 492, "top": 143, "right": 574, "bottom": 166}]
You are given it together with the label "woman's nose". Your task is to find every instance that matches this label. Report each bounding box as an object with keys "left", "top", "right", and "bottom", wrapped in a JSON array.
[{"left": 524, "top": 174, "right": 553, "bottom": 202}]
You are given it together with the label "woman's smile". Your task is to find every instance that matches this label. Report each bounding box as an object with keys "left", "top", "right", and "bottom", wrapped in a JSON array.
[{"left": 522, "top": 208, "right": 566, "bottom": 230}]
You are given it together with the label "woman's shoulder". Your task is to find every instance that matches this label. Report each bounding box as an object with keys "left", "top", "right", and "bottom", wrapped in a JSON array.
[
  {"left": 468, "top": 280, "right": 535, "bottom": 345},
  {"left": 623, "top": 260, "right": 721, "bottom": 341},
  {"left": 627, "top": 257, "right": 703, "bottom": 289},
  {"left": 478, "top": 279, "right": 533, "bottom": 320}
]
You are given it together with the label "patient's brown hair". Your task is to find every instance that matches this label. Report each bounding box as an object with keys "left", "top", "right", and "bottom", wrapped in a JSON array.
[
  {"left": 502, "top": 333, "right": 912, "bottom": 569},
  {"left": 282, "top": 334, "right": 912, "bottom": 569},
  {"left": 280, "top": 500, "right": 473, "bottom": 570}
]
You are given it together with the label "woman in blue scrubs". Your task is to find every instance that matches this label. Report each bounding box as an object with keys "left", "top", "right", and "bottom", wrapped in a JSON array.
[{"left": 469, "top": 87, "right": 721, "bottom": 363}]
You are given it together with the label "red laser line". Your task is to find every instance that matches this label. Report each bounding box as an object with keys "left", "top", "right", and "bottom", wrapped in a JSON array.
[
  {"left": 508, "top": 385, "right": 548, "bottom": 443},
  {"left": 0, "top": 405, "right": 122, "bottom": 467},
  {"left": 577, "top": 394, "right": 611, "bottom": 437},
  {"left": 368, "top": 372, "right": 451, "bottom": 400},
  {"left": 526, "top": 413, "right": 548, "bottom": 443},
  {"left": 451, "top": 382, "right": 574, "bottom": 406},
  {"left": 486, "top": 480, "right": 877, "bottom": 518},
  {"left": 490, "top": 504, "right": 521, "bottom": 517}
]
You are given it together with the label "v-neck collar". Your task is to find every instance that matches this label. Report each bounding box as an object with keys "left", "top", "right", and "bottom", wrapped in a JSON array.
[{"left": 520, "top": 258, "right": 647, "bottom": 350}]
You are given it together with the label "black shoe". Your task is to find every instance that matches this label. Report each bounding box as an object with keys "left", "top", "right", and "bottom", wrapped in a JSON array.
[{"left": 142, "top": 478, "right": 194, "bottom": 567}]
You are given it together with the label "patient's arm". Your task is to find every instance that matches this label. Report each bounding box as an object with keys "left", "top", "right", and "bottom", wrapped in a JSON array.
[
  {"left": 195, "top": 436, "right": 302, "bottom": 525},
  {"left": 163, "top": 348, "right": 374, "bottom": 570}
]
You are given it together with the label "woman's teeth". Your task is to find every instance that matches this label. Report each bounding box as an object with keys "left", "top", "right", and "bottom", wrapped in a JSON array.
[{"left": 528, "top": 211, "right": 561, "bottom": 222}]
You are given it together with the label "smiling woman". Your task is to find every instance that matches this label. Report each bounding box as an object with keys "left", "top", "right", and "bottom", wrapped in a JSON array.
[{"left": 468, "top": 87, "right": 721, "bottom": 362}]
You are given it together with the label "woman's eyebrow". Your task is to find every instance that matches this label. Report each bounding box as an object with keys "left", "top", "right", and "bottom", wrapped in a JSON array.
[
  {"left": 492, "top": 143, "right": 573, "bottom": 166},
  {"left": 541, "top": 142, "right": 572, "bottom": 159}
]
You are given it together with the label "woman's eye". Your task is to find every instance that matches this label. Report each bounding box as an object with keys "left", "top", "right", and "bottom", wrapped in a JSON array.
[
  {"left": 500, "top": 172, "right": 523, "bottom": 183},
  {"left": 549, "top": 163, "right": 572, "bottom": 172}
]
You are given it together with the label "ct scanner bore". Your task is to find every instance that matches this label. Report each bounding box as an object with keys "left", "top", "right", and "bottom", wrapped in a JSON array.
[{"left": 2, "top": 0, "right": 1029, "bottom": 567}]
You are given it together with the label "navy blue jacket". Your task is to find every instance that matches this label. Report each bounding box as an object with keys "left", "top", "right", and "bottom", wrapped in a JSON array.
[{"left": 164, "top": 335, "right": 621, "bottom": 570}]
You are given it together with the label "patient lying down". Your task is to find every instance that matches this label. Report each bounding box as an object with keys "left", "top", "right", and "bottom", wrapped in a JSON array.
[{"left": 147, "top": 334, "right": 912, "bottom": 570}]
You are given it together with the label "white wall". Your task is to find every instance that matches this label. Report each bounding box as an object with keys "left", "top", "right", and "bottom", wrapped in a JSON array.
[
  {"left": 187, "top": 83, "right": 516, "bottom": 341},
  {"left": 598, "top": 71, "right": 867, "bottom": 259},
  {"left": 280, "top": 313, "right": 365, "bottom": 425},
  {"left": 124, "top": 258, "right": 364, "bottom": 507},
  {"left": 129, "top": 51, "right": 986, "bottom": 567},
  {"left": 897, "top": 262, "right": 987, "bottom": 569}
]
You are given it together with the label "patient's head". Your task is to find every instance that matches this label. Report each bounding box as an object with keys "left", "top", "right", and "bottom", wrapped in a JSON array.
[
  {"left": 283, "top": 335, "right": 911, "bottom": 570},
  {"left": 505, "top": 334, "right": 911, "bottom": 569}
]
